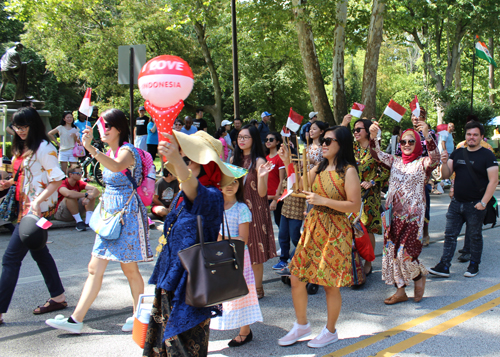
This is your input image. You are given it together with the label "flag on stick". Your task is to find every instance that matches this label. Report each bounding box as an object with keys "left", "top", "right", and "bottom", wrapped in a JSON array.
[
  {"left": 383, "top": 99, "right": 407, "bottom": 122},
  {"left": 278, "top": 163, "right": 296, "bottom": 202},
  {"left": 95, "top": 116, "right": 106, "bottom": 138},
  {"left": 286, "top": 108, "right": 304, "bottom": 132},
  {"left": 280, "top": 125, "right": 291, "bottom": 137},
  {"left": 79, "top": 88, "right": 93, "bottom": 117},
  {"left": 350, "top": 103, "right": 365, "bottom": 118},
  {"left": 409, "top": 95, "right": 420, "bottom": 118},
  {"left": 476, "top": 40, "right": 497, "bottom": 67}
]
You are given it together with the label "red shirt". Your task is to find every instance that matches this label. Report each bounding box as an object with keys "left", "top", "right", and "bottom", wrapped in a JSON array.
[
  {"left": 266, "top": 154, "right": 285, "bottom": 197},
  {"left": 57, "top": 178, "right": 87, "bottom": 206}
]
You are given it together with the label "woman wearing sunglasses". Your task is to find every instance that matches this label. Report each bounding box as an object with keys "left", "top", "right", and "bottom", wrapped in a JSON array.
[
  {"left": 46, "top": 109, "right": 153, "bottom": 334},
  {"left": 369, "top": 121, "right": 439, "bottom": 305},
  {"left": 278, "top": 126, "right": 361, "bottom": 348},
  {"left": 347, "top": 116, "right": 390, "bottom": 276},
  {"left": 265, "top": 132, "right": 285, "bottom": 229}
]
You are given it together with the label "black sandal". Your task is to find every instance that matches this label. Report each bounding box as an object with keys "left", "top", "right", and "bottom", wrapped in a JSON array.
[
  {"left": 228, "top": 330, "right": 253, "bottom": 347},
  {"left": 33, "top": 299, "right": 68, "bottom": 315}
]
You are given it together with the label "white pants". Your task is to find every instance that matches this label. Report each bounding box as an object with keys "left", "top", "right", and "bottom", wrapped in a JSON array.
[{"left": 134, "top": 135, "right": 147, "bottom": 151}]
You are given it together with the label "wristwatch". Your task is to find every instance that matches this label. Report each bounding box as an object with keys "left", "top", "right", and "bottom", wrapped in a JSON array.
[
  {"left": 480, "top": 201, "right": 486, "bottom": 208},
  {"left": 85, "top": 193, "right": 89, "bottom": 198},
  {"left": 370, "top": 180, "right": 376, "bottom": 186}
]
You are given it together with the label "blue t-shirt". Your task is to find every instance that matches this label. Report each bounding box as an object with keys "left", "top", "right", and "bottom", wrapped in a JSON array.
[
  {"left": 74, "top": 120, "right": 87, "bottom": 140},
  {"left": 147, "top": 121, "right": 159, "bottom": 145},
  {"left": 181, "top": 126, "right": 198, "bottom": 135}
]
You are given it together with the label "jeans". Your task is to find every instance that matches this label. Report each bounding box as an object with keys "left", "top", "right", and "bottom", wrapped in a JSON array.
[
  {"left": 268, "top": 200, "right": 283, "bottom": 228},
  {"left": 0, "top": 224, "right": 65, "bottom": 313},
  {"left": 440, "top": 199, "right": 486, "bottom": 268},
  {"left": 278, "top": 215, "right": 302, "bottom": 262}
]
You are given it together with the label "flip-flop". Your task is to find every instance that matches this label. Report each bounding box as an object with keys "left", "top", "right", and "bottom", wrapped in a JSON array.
[{"left": 33, "top": 299, "right": 68, "bottom": 315}]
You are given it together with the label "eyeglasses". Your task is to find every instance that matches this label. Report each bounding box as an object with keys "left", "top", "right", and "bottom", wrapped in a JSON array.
[
  {"left": 70, "top": 171, "right": 83, "bottom": 175},
  {"left": 321, "top": 137, "right": 337, "bottom": 146},
  {"left": 238, "top": 135, "right": 251, "bottom": 141},
  {"left": 400, "top": 139, "right": 416, "bottom": 146},
  {"left": 352, "top": 128, "right": 364, "bottom": 133},
  {"left": 174, "top": 122, "right": 183, "bottom": 126},
  {"left": 12, "top": 125, "right": 29, "bottom": 132},
  {"left": 265, "top": 137, "right": 275, "bottom": 143}
]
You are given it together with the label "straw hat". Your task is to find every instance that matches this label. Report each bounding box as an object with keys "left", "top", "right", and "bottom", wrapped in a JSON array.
[{"left": 166, "top": 130, "right": 235, "bottom": 187}]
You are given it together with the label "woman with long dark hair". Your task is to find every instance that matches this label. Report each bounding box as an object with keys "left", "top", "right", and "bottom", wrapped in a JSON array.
[
  {"left": 278, "top": 126, "right": 361, "bottom": 349},
  {"left": 46, "top": 109, "right": 153, "bottom": 334},
  {"left": 232, "top": 124, "right": 276, "bottom": 299},
  {"left": 0, "top": 107, "right": 67, "bottom": 325},
  {"left": 48, "top": 111, "right": 80, "bottom": 174},
  {"left": 307, "top": 121, "right": 328, "bottom": 169}
]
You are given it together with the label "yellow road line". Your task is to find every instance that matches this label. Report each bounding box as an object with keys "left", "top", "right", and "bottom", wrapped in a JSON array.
[
  {"left": 323, "top": 282, "right": 500, "bottom": 357},
  {"left": 373, "top": 296, "right": 500, "bottom": 357}
]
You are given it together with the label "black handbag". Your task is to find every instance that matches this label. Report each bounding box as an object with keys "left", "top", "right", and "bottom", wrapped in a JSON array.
[
  {"left": 0, "top": 165, "right": 22, "bottom": 222},
  {"left": 462, "top": 148, "right": 498, "bottom": 227},
  {"left": 178, "top": 215, "right": 248, "bottom": 308}
]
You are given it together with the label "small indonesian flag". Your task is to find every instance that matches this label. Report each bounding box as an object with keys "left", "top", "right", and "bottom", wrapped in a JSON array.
[
  {"left": 286, "top": 108, "right": 304, "bottom": 132},
  {"left": 78, "top": 88, "right": 93, "bottom": 117},
  {"left": 278, "top": 163, "right": 296, "bottom": 202},
  {"left": 409, "top": 95, "right": 420, "bottom": 118},
  {"left": 476, "top": 40, "right": 497, "bottom": 68},
  {"left": 280, "top": 125, "right": 291, "bottom": 137},
  {"left": 36, "top": 217, "right": 53, "bottom": 230},
  {"left": 96, "top": 116, "right": 106, "bottom": 138},
  {"left": 383, "top": 99, "right": 407, "bottom": 122},
  {"left": 350, "top": 103, "right": 365, "bottom": 118}
]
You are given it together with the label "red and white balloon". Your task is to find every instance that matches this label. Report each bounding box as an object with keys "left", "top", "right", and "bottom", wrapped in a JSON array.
[{"left": 144, "top": 100, "right": 184, "bottom": 142}]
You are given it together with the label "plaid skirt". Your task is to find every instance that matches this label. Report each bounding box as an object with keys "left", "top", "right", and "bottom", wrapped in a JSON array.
[{"left": 142, "top": 289, "right": 210, "bottom": 357}]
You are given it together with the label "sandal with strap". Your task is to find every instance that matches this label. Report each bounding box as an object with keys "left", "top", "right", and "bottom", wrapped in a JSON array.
[
  {"left": 256, "top": 286, "right": 264, "bottom": 299},
  {"left": 33, "top": 299, "right": 68, "bottom": 315},
  {"left": 228, "top": 330, "right": 253, "bottom": 347}
]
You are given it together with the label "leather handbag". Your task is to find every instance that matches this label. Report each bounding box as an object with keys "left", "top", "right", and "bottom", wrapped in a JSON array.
[
  {"left": 89, "top": 191, "right": 134, "bottom": 240},
  {"left": 178, "top": 215, "right": 249, "bottom": 308}
]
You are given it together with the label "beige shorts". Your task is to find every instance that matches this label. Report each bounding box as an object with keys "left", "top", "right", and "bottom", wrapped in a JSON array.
[{"left": 54, "top": 197, "right": 86, "bottom": 221}]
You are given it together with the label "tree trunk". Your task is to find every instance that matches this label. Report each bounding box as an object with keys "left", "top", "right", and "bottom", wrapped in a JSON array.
[
  {"left": 489, "top": 37, "right": 495, "bottom": 105},
  {"left": 292, "top": 0, "right": 335, "bottom": 125},
  {"left": 194, "top": 21, "right": 223, "bottom": 128},
  {"left": 361, "top": 0, "right": 386, "bottom": 119},
  {"left": 455, "top": 48, "right": 461, "bottom": 92},
  {"left": 332, "top": 0, "right": 348, "bottom": 123}
]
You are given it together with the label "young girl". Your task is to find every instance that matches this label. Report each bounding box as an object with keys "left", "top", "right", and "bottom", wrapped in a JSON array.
[
  {"left": 214, "top": 126, "right": 229, "bottom": 161},
  {"left": 307, "top": 121, "right": 327, "bottom": 169},
  {"left": 211, "top": 178, "right": 263, "bottom": 347},
  {"left": 232, "top": 124, "right": 276, "bottom": 299},
  {"left": 48, "top": 111, "right": 80, "bottom": 174},
  {"left": 265, "top": 132, "right": 285, "bottom": 230}
]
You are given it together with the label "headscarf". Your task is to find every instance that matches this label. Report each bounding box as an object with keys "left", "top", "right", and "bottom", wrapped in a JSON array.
[{"left": 401, "top": 128, "right": 422, "bottom": 164}]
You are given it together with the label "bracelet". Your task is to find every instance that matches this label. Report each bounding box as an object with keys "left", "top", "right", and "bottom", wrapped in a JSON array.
[{"left": 177, "top": 169, "right": 192, "bottom": 184}]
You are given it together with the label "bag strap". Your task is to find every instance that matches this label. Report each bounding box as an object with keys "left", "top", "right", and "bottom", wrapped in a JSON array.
[
  {"left": 221, "top": 210, "right": 232, "bottom": 240},
  {"left": 462, "top": 148, "right": 486, "bottom": 193},
  {"left": 13, "top": 162, "right": 22, "bottom": 182}
]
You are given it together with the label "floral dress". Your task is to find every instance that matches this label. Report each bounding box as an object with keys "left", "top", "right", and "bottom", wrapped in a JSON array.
[
  {"left": 289, "top": 168, "right": 354, "bottom": 287},
  {"left": 370, "top": 138, "right": 439, "bottom": 288},
  {"left": 354, "top": 142, "right": 390, "bottom": 234},
  {"left": 92, "top": 143, "right": 152, "bottom": 263},
  {"left": 307, "top": 144, "right": 323, "bottom": 170}
]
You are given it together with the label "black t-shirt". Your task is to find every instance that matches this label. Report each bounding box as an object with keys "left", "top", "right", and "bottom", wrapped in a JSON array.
[
  {"left": 136, "top": 116, "right": 149, "bottom": 136},
  {"left": 155, "top": 179, "right": 180, "bottom": 208},
  {"left": 451, "top": 147, "right": 498, "bottom": 202},
  {"left": 230, "top": 128, "right": 240, "bottom": 146},
  {"left": 193, "top": 118, "right": 207, "bottom": 131}
]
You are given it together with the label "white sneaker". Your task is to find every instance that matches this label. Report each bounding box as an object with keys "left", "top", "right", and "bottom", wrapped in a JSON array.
[
  {"left": 122, "top": 316, "right": 134, "bottom": 332},
  {"left": 278, "top": 322, "right": 312, "bottom": 346},
  {"left": 46, "top": 315, "right": 83, "bottom": 334},
  {"left": 307, "top": 326, "right": 338, "bottom": 348}
]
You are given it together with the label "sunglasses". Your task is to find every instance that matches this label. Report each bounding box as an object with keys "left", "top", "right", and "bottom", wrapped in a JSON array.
[
  {"left": 182, "top": 156, "right": 191, "bottom": 165},
  {"left": 70, "top": 171, "right": 83, "bottom": 175},
  {"left": 352, "top": 128, "right": 364, "bottom": 133},
  {"left": 400, "top": 139, "right": 416, "bottom": 146},
  {"left": 265, "top": 137, "right": 275, "bottom": 143},
  {"left": 321, "top": 137, "right": 337, "bottom": 146},
  {"left": 104, "top": 123, "right": 113, "bottom": 130}
]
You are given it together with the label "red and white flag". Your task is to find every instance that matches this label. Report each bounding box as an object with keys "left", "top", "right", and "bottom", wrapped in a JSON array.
[
  {"left": 383, "top": 99, "right": 407, "bottom": 122},
  {"left": 79, "top": 88, "right": 93, "bottom": 117},
  {"left": 286, "top": 108, "right": 304, "bottom": 132},
  {"left": 278, "top": 163, "right": 296, "bottom": 202},
  {"left": 96, "top": 116, "right": 106, "bottom": 138},
  {"left": 350, "top": 102, "right": 365, "bottom": 118},
  {"left": 36, "top": 217, "right": 53, "bottom": 230},
  {"left": 409, "top": 95, "right": 420, "bottom": 118},
  {"left": 280, "top": 125, "right": 291, "bottom": 137}
]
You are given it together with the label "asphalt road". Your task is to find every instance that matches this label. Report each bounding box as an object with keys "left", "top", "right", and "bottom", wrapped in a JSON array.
[{"left": 1, "top": 189, "right": 500, "bottom": 357}]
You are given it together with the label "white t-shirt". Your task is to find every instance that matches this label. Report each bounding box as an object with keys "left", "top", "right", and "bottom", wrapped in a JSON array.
[{"left": 56, "top": 125, "right": 79, "bottom": 151}]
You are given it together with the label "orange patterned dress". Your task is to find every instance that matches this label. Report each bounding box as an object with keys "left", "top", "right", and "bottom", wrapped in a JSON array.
[{"left": 289, "top": 168, "right": 353, "bottom": 287}]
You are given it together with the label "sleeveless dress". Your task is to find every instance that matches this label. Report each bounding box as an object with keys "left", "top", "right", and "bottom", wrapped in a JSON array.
[
  {"left": 92, "top": 143, "right": 153, "bottom": 263},
  {"left": 211, "top": 201, "right": 263, "bottom": 330},
  {"left": 289, "top": 168, "right": 354, "bottom": 287},
  {"left": 242, "top": 155, "right": 276, "bottom": 264}
]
